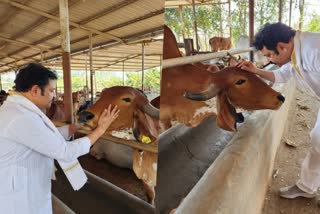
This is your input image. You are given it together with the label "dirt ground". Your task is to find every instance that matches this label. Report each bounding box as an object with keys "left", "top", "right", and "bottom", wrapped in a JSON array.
[{"left": 263, "top": 89, "right": 320, "bottom": 214}]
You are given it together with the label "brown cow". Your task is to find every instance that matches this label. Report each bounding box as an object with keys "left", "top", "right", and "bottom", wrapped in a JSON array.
[
  {"left": 161, "top": 25, "right": 285, "bottom": 132},
  {"left": 46, "top": 91, "right": 82, "bottom": 122},
  {"left": 78, "top": 86, "right": 159, "bottom": 204},
  {"left": 209, "top": 36, "right": 232, "bottom": 52}
]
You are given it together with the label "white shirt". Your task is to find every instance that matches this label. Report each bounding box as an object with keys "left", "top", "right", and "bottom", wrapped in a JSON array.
[
  {"left": 274, "top": 31, "right": 320, "bottom": 98},
  {"left": 0, "top": 96, "right": 91, "bottom": 214}
]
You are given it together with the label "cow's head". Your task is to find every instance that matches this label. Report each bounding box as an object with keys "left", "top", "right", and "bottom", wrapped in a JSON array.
[
  {"left": 163, "top": 25, "right": 285, "bottom": 132},
  {"left": 78, "top": 86, "right": 159, "bottom": 143},
  {"left": 184, "top": 67, "right": 285, "bottom": 131}
]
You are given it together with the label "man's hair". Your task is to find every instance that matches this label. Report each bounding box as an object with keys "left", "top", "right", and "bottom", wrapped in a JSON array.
[
  {"left": 253, "top": 22, "right": 296, "bottom": 54},
  {"left": 14, "top": 63, "right": 57, "bottom": 95}
]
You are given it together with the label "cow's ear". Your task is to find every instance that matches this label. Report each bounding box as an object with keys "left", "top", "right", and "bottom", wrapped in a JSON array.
[
  {"left": 216, "top": 92, "right": 237, "bottom": 132},
  {"left": 133, "top": 109, "right": 158, "bottom": 144}
]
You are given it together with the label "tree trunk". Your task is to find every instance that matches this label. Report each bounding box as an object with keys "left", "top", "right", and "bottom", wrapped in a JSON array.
[
  {"left": 289, "top": 0, "right": 293, "bottom": 26},
  {"left": 220, "top": 1, "right": 223, "bottom": 37},
  {"left": 299, "top": 0, "right": 305, "bottom": 30}
]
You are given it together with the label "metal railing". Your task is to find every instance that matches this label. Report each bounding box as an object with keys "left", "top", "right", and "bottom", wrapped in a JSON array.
[{"left": 162, "top": 48, "right": 254, "bottom": 69}]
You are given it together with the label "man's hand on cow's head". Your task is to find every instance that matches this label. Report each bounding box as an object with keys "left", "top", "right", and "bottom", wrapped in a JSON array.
[
  {"left": 96, "top": 104, "right": 120, "bottom": 132},
  {"left": 236, "top": 61, "right": 258, "bottom": 74}
]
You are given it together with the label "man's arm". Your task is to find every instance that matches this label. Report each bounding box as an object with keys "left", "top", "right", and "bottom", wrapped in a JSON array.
[
  {"left": 6, "top": 105, "right": 119, "bottom": 162},
  {"left": 236, "top": 61, "right": 275, "bottom": 82}
]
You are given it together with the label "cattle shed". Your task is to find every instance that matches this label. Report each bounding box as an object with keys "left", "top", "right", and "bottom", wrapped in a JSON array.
[
  {"left": 0, "top": 0, "right": 164, "bottom": 74},
  {"left": 158, "top": 1, "right": 295, "bottom": 212},
  {"left": 0, "top": 1, "right": 163, "bottom": 213},
  {"left": 0, "top": 0, "right": 164, "bottom": 123}
]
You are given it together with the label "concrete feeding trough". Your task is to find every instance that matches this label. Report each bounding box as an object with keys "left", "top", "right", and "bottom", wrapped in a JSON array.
[
  {"left": 52, "top": 168, "right": 154, "bottom": 214},
  {"left": 156, "top": 80, "right": 295, "bottom": 214}
]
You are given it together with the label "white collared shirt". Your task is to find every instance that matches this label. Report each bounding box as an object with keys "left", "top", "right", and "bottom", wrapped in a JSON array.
[
  {"left": 274, "top": 31, "right": 320, "bottom": 98},
  {"left": 0, "top": 99, "right": 91, "bottom": 214}
]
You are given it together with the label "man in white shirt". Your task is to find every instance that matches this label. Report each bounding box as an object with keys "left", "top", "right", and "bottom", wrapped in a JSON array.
[
  {"left": 237, "top": 22, "right": 320, "bottom": 199},
  {"left": 0, "top": 63, "right": 119, "bottom": 214}
]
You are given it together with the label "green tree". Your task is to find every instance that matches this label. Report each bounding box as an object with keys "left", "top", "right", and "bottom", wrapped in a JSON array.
[
  {"left": 125, "top": 67, "right": 160, "bottom": 94},
  {"left": 126, "top": 72, "right": 142, "bottom": 88},
  {"left": 144, "top": 67, "right": 161, "bottom": 93},
  {"left": 307, "top": 14, "right": 320, "bottom": 32}
]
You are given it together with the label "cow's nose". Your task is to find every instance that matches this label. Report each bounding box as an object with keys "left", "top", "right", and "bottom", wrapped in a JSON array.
[
  {"left": 78, "top": 111, "right": 94, "bottom": 122},
  {"left": 277, "top": 94, "right": 285, "bottom": 102}
]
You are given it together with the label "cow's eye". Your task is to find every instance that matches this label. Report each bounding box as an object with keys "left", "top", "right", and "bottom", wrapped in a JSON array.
[
  {"left": 235, "top": 79, "right": 246, "bottom": 85},
  {"left": 122, "top": 97, "right": 131, "bottom": 102}
]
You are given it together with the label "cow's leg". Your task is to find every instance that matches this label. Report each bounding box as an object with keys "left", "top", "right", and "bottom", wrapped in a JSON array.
[
  {"left": 133, "top": 150, "right": 157, "bottom": 204},
  {"left": 143, "top": 181, "right": 155, "bottom": 205}
]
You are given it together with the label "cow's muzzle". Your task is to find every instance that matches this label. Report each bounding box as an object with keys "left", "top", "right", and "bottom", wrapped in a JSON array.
[
  {"left": 277, "top": 94, "right": 285, "bottom": 102},
  {"left": 78, "top": 111, "right": 94, "bottom": 122}
]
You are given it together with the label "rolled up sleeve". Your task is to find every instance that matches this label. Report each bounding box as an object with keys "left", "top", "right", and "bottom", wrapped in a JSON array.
[{"left": 273, "top": 63, "right": 293, "bottom": 83}]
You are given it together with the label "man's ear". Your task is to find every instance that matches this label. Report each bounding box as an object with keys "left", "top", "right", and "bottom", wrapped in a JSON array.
[
  {"left": 30, "top": 85, "right": 39, "bottom": 96},
  {"left": 216, "top": 92, "right": 238, "bottom": 132},
  {"left": 277, "top": 42, "right": 288, "bottom": 52}
]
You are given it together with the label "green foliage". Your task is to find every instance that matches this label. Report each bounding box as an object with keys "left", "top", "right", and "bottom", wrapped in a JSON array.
[
  {"left": 0, "top": 73, "right": 15, "bottom": 91},
  {"left": 125, "top": 67, "right": 160, "bottom": 93},
  {"left": 144, "top": 67, "right": 161, "bottom": 93},
  {"left": 307, "top": 14, "right": 320, "bottom": 32},
  {"left": 55, "top": 67, "right": 160, "bottom": 95},
  {"left": 164, "top": 0, "right": 317, "bottom": 49}
]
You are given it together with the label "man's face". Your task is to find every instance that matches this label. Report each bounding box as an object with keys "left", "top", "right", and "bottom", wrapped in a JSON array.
[
  {"left": 34, "top": 79, "right": 56, "bottom": 109},
  {"left": 261, "top": 43, "right": 292, "bottom": 67}
]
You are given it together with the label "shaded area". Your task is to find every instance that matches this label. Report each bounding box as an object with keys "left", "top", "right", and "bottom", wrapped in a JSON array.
[
  {"left": 52, "top": 165, "right": 154, "bottom": 214},
  {"left": 155, "top": 116, "right": 236, "bottom": 213},
  {"left": 79, "top": 154, "right": 148, "bottom": 201}
]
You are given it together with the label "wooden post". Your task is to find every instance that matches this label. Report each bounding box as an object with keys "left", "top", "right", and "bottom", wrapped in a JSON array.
[
  {"left": 159, "top": 55, "right": 162, "bottom": 80},
  {"left": 141, "top": 43, "right": 145, "bottom": 91},
  {"left": 228, "top": 0, "right": 232, "bottom": 38},
  {"left": 89, "top": 32, "right": 94, "bottom": 104},
  {"left": 298, "top": 0, "right": 305, "bottom": 31},
  {"left": 191, "top": 0, "right": 199, "bottom": 51},
  {"left": 279, "top": 0, "right": 283, "bottom": 22},
  {"left": 220, "top": 1, "right": 223, "bottom": 37},
  {"left": 84, "top": 53, "right": 88, "bottom": 101},
  {"left": 59, "top": 0, "right": 73, "bottom": 123},
  {"left": 249, "top": 0, "right": 254, "bottom": 62},
  {"left": 178, "top": 5, "right": 185, "bottom": 41},
  {"left": 122, "top": 61, "right": 125, "bottom": 86},
  {"left": 85, "top": 53, "right": 88, "bottom": 88},
  {"left": 40, "top": 50, "right": 44, "bottom": 64},
  {"left": 289, "top": 0, "right": 293, "bottom": 26}
]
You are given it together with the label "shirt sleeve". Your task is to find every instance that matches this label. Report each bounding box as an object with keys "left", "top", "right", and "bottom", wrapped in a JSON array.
[
  {"left": 273, "top": 63, "right": 293, "bottom": 83},
  {"left": 57, "top": 125, "right": 71, "bottom": 140},
  {"left": 5, "top": 113, "right": 91, "bottom": 162}
]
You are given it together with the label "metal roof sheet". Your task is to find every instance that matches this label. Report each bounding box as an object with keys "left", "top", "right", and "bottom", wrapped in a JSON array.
[{"left": 0, "top": 0, "right": 164, "bottom": 73}]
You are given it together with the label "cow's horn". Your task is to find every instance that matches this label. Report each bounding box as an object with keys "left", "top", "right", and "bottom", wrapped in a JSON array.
[
  {"left": 184, "top": 84, "right": 221, "bottom": 101},
  {"left": 141, "top": 103, "right": 160, "bottom": 119}
]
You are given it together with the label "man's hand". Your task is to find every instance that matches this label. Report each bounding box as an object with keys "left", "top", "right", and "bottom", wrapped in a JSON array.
[
  {"left": 96, "top": 104, "right": 120, "bottom": 132},
  {"left": 86, "top": 104, "right": 120, "bottom": 145},
  {"left": 236, "top": 61, "right": 258, "bottom": 74},
  {"left": 236, "top": 60, "right": 276, "bottom": 82}
]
